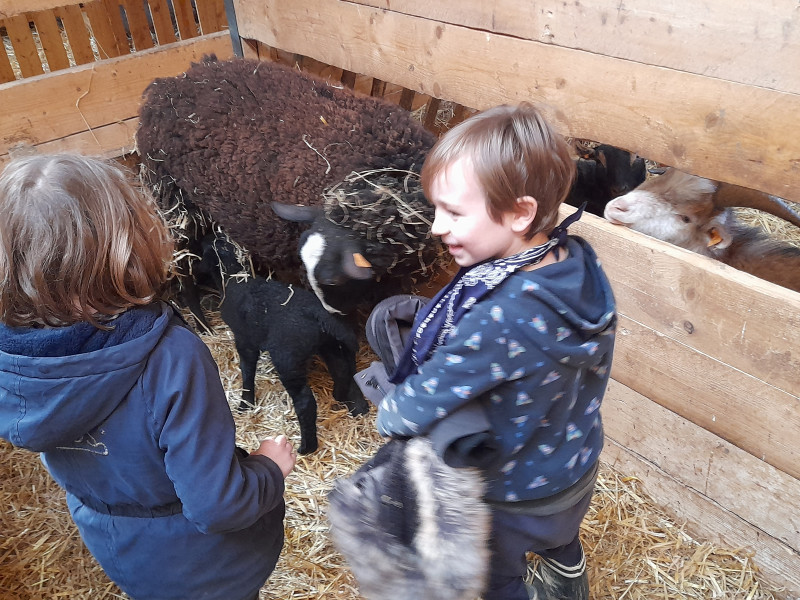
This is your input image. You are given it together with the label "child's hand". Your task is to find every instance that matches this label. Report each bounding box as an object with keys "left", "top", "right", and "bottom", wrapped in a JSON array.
[{"left": 252, "top": 435, "right": 297, "bottom": 478}]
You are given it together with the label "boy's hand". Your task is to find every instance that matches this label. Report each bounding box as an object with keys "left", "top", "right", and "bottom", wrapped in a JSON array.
[{"left": 252, "top": 434, "right": 297, "bottom": 478}]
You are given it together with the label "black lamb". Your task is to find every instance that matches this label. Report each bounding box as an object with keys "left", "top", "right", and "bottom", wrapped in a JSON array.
[
  {"left": 136, "top": 55, "right": 441, "bottom": 315},
  {"left": 195, "top": 232, "right": 369, "bottom": 454}
]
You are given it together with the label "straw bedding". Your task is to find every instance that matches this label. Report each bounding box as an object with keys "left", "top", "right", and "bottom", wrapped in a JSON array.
[{"left": 0, "top": 301, "right": 783, "bottom": 600}]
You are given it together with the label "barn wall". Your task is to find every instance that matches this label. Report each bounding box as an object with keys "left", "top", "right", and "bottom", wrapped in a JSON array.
[
  {"left": 229, "top": 0, "right": 800, "bottom": 596},
  {"left": 0, "top": 0, "right": 233, "bottom": 165}
]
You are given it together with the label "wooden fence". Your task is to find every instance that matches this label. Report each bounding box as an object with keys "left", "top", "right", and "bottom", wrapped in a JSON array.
[
  {"left": 0, "top": 0, "right": 233, "bottom": 165},
  {"left": 0, "top": 0, "right": 226, "bottom": 81},
  {"left": 229, "top": 0, "right": 800, "bottom": 595}
]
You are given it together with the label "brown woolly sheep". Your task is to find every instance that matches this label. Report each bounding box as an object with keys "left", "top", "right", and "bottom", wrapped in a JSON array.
[{"left": 136, "top": 55, "right": 440, "bottom": 315}]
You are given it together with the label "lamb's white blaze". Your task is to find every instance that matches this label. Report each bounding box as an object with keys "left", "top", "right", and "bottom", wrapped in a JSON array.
[{"left": 299, "top": 232, "right": 344, "bottom": 315}]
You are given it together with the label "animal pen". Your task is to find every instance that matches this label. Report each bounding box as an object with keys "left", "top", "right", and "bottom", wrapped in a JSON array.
[{"left": 1, "top": 0, "right": 799, "bottom": 599}]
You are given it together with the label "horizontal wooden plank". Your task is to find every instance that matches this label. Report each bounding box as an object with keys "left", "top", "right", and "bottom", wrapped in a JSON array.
[
  {"left": 601, "top": 380, "right": 800, "bottom": 598},
  {"left": 0, "top": 117, "right": 139, "bottom": 170},
  {"left": 347, "top": 0, "right": 800, "bottom": 95},
  {"left": 612, "top": 314, "right": 800, "bottom": 481},
  {"left": 0, "top": 33, "right": 234, "bottom": 154},
  {"left": 232, "top": 0, "right": 800, "bottom": 203},
  {"left": 562, "top": 208, "right": 800, "bottom": 398},
  {"left": 0, "top": 0, "right": 84, "bottom": 18},
  {"left": 603, "top": 380, "right": 800, "bottom": 550}
]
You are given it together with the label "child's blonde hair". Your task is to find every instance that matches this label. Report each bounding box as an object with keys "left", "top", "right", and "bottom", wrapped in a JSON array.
[
  {"left": 0, "top": 154, "right": 174, "bottom": 328},
  {"left": 421, "top": 102, "right": 575, "bottom": 239}
]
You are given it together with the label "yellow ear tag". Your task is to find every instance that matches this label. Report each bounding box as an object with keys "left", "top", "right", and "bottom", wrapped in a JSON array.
[
  {"left": 353, "top": 253, "right": 372, "bottom": 268},
  {"left": 707, "top": 228, "right": 723, "bottom": 247}
]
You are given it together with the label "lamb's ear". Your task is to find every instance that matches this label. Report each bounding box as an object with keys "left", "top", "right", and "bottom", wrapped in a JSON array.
[
  {"left": 271, "top": 201, "right": 322, "bottom": 223},
  {"left": 341, "top": 250, "right": 374, "bottom": 280},
  {"left": 705, "top": 215, "right": 734, "bottom": 250}
]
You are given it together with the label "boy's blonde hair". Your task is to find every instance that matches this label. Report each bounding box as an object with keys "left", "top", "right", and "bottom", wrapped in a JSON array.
[
  {"left": 0, "top": 154, "right": 174, "bottom": 328},
  {"left": 421, "top": 102, "right": 575, "bottom": 239}
]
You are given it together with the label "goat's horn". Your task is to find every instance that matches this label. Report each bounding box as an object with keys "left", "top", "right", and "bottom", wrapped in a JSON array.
[{"left": 713, "top": 182, "right": 800, "bottom": 228}]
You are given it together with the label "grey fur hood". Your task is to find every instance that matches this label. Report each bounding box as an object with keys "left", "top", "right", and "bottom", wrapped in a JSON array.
[{"left": 327, "top": 435, "right": 491, "bottom": 600}]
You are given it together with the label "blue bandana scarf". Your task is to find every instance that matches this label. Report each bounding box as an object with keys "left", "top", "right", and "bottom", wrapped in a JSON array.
[{"left": 390, "top": 205, "right": 585, "bottom": 384}]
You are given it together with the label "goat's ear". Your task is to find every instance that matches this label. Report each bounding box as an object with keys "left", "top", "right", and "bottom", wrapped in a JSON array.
[
  {"left": 341, "top": 251, "right": 374, "bottom": 280},
  {"left": 271, "top": 201, "right": 322, "bottom": 223},
  {"left": 705, "top": 216, "right": 734, "bottom": 250}
]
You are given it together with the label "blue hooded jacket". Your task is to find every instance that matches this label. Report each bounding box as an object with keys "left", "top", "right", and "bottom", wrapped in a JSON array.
[
  {"left": 377, "top": 237, "right": 617, "bottom": 503},
  {"left": 0, "top": 302, "right": 285, "bottom": 600}
]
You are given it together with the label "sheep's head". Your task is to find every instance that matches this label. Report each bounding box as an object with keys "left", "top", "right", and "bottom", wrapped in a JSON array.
[{"left": 273, "top": 168, "right": 444, "bottom": 314}]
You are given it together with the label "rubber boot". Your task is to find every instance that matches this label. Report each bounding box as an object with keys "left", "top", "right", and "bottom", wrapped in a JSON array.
[{"left": 527, "top": 546, "right": 589, "bottom": 600}]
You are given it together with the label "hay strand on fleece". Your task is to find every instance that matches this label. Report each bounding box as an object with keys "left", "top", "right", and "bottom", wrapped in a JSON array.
[
  {"left": 0, "top": 307, "right": 784, "bottom": 600},
  {"left": 322, "top": 168, "right": 446, "bottom": 278}
]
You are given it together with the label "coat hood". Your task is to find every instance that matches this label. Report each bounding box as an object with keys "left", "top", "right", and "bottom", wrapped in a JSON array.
[
  {"left": 513, "top": 236, "right": 616, "bottom": 368},
  {"left": 0, "top": 303, "right": 170, "bottom": 451}
]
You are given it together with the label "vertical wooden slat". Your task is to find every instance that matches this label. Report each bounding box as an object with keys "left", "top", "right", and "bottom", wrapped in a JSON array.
[
  {"left": 4, "top": 14, "right": 44, "bottom": 78},
  {"left": 423, "top": 97, "right": 442, "bottom": 132},
  {"left": 56, "top": 5, "right": 95, "bottom": 64},
  {"left": 370, "top": 77, "right": 387, "bottom": 97},
  {"left": 120, "top": 0, "right": 153, "bottom": 51},
  {"left": 100, "top": 0, "right": 134, "bottom": 55},
  {"left": 241, "top": 37, "right": 259, "bottom": 59},
  {"left": 147, "top": 0, "right": 176, "bottom": 44},
  {"left": 30, "top": 10, "right": 70, "bottom": 71},
  {"left": 171, "top": 0, "right": 197, "bottom": 39},
  {"left": 83, "top": 0, "right": 125, "bottom": 58},
  {"left": 450, "top": 103, "right": 473, "bottom": 127},
  {"left": 398, "top": 87, "right": 415, "bottom": 111},
  {"left": 340, "top": 69, "right": 356, "bottom": 89},
  {"left": 194, "top": 0, "right": 225, "bottom": 34},
  {"left": 0, "top": 37, "right": 17, "bottom": 83}
]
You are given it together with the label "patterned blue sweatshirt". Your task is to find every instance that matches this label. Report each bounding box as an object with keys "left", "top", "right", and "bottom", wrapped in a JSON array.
[{"left": 377, "top": 236, "right": 616, "bottom": 502}]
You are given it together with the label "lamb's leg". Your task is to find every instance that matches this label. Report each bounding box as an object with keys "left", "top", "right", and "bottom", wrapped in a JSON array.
[
  {"left": 271, "top": 355, "right": 319, "bottom": 454},
  {"left": 319, "top": 343, "right": 369, "bottom": 416},
  {"left": 236, "top": 343, "right": 260, "bottom": 411},
  {"left": 176, "top": 272, "right": 213, "bottom": 334}
]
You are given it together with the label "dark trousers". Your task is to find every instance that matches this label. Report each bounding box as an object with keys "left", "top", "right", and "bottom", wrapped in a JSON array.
[{"left": 483, "top": 487, "right": 594, "bottom": 600}]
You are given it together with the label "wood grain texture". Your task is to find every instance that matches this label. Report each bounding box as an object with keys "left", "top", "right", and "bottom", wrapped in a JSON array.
[
  {"left": 0, "top": 33, "right": 233, "bottom": 156},
  {"left": 57, "top": 4, "right": 96, "bottom": 65},
  {"left": 3, "top": 14, "right": 45, "bottom": 78},
  {"left": 611, "top": 314, "right": 800, "bottom": 481},
  {"left": 30, "top": 10, "right": 71, "bottom": 72},
  {"left": 564, "top": 208, "right": 800, "bottom": 398},
  {"left": 0, "top": 0, "right": 84, "bottom": 18},
  {"left": 232, "top": 0, "right": 800, "bottom": 203},
  {"left": 601, "top": 380, "right": 800, "bottom": 598},
  {"left": 347, "top": 0, "right": 800, "bottom": 95}
]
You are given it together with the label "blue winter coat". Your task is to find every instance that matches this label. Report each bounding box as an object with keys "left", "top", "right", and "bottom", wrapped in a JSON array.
[
  {"left": 377, "top": 237, "right": 617, "bottom": 503},
  {"left": 0, "top": 302, "right": 286, "bottom": 600}
]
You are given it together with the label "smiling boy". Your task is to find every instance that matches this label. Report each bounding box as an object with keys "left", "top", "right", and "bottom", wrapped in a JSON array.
[{"left": 372, "top": 103, "right": 617, "bottom": 600}]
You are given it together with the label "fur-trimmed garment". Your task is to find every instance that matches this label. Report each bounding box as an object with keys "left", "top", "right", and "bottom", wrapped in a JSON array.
[{"left": 327, "top": 437, "right": 491, "bottom": 600}]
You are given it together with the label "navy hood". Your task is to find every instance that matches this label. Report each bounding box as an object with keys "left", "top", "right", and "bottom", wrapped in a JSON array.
[
  {"left": 0, "top": 303, "right": 167, "bottom": 451},
  {"left": 513, "top": 236, "right": 616, "bottom": 368}
]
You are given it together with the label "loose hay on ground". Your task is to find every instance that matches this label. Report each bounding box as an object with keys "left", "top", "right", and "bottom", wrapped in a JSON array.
[{"left": 0, "top": 307, "right": 783, "bottom": 600}]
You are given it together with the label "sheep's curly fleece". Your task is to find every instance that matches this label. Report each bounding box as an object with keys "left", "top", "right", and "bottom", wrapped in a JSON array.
[{"left": 136, "top": 55, "right": 439, "bottom": 279}]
